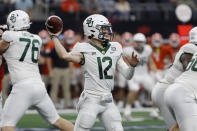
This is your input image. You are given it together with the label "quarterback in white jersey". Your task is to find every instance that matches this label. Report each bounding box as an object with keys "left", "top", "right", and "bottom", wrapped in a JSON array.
[
  {"left": 123, "top": 33, "right": 157, "bottom": 120},
  {"left": 152, "top": 27, "right": 197, "bottom": 131},
  {"left": 48, "top": 14, "right": 139, "bottom": 131},
  {"left": 0, "top": 10, "right": 74, "bottom": 131}
]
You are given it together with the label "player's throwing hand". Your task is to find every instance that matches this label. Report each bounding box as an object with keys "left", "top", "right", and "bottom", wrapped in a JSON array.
[{"left": 123, "top": 52, "right": 139, "bottom": 67}]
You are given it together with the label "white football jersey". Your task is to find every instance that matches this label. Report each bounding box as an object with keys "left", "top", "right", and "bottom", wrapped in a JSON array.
[
  {"left": 2, "top": 31, "right": 42, "bottom": 84},
  {"left": 175, "top": 52, "right": 197, "bottom": 94},
  {"left": 123, "top": 45, "right": 152, "bottom": 74},
  {"left": 161, "top": 43, "right": 197, "bottom": 84},
  {"left": 72, "top": 41, "right": 122, "bottom": 93}
]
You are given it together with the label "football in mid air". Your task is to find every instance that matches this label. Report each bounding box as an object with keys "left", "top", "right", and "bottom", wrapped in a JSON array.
[{"left": 45, "top": 15, "right": 63, "bottom": 34}]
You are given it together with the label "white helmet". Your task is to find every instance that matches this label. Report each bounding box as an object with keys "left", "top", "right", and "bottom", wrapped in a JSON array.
[
  {"left": 133, "top": 33, "right": 146, "bottom": 43},
  {"left": 83, "top": 14, "right": 113, "bottom": 43},
  {"left": 189, "top": 27, "right": 197, "bottom": 44},
  {"left": 7, "top": 10, "right": 31, "bottom": 31},
  {"left": 133, "top": 33, "right": 146, "bottom": 51}
]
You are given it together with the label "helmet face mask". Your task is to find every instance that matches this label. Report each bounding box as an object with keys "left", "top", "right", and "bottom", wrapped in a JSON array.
[
  {"left": 169, "top": 33, "right": 180, "bottom": 48},
  {"left": 121, "top": 32, "right": 132, "bottom": 46},
  {"left": 96, "top": 24, "right": 113, "bottom": 43},
  {"left": 151, "top": 33, "right": 163, "bottom": 48},
  {"left": 133, "top": 33, "right": 146, "bottom": 52},
  {"left": 83, "top": 14, "right": 113, "bottom": 44},
  {"left": 152, "top": 40, "right": 162, "bottom": 47},
  {"left": 64, "top": 29, "right": 75, "bottom": 45},
  {"left": 134, "top": 41, "right": 144, "bottom": 51},
  {"left": 38, "top": 30, "right": 50, "bottom": 45}
]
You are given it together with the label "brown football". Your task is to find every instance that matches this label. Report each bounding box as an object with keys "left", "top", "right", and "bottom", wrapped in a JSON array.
[{"left": 45, "top": 15, "right": 63, "bottom": 34}]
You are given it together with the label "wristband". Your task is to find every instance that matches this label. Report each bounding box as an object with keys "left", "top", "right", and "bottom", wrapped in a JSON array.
[{"left": 50, "top": 35, "right": 58, "bottom": 39}]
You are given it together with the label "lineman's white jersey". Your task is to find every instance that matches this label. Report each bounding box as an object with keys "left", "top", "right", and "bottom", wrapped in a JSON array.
[
  {"left": 175, "top": 52, "right": 197, "bottom": 92},
  {"left": 160, "top": 43, "right": 197, "bottom": 84},
  {"left": 123, "top": 45, "right": 152, "bottom": 74},
  {"left": 72, "top": 41, "right": 122, "bottom": 93},
  {"left": 2, "top": 31, "right": 42, "bottom": 85}
]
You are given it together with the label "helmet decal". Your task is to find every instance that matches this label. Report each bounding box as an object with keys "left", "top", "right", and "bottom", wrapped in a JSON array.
[
  {"left": 10, "top": 14, "right": 16, "bottom": 23},
  {"left": 86, "top": 18, "right": 94, "bottom": 27}
]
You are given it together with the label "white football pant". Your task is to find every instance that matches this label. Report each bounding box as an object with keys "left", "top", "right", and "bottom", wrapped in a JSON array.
[{"left": 164, "top": 83, "right": 197, "bottom": 131}]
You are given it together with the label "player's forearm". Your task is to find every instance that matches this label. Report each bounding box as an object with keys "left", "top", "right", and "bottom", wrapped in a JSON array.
[
  {"left": 0, "top": 40, "right": 9, "bottom": 52},
  {"left": 149, "top": 57, "right": 157, "bottom": 72},
  {"left": 51, "top": 37, "right": 70, "bottom": 60},
  {"left": 117, "top": 57, "right": 135, "bottom": 80},
  {"left": 51, "top": 37, "right": 82, "bottom": 63}
]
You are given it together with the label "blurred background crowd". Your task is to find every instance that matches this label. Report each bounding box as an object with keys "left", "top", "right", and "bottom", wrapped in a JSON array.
[{"left": 0, "top": 0, "right": 196, "bottom": 110}]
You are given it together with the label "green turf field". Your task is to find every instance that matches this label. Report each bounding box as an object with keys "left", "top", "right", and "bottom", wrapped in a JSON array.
[{"left": 16, "top": 111, "right": 166, "bottom": 131}]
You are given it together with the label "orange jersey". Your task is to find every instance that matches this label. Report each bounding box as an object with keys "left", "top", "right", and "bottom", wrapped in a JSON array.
[
  {"left": 0, "top": 53, "right": 5, "bottom": 92},
  {"left": 42, "top": 41, "right": 54, "bottom": 75},
  {"left": 151, "top": 44, "right": 173, "bottom": 70}
]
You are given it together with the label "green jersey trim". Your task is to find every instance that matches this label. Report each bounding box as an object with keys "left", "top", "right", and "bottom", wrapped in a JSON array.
[{"left": 88, "top": 41, "right": 111, "bottom": 55}]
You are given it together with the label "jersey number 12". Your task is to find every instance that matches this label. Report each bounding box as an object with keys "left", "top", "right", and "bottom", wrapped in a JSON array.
[
  {"left": 19, "top": 38, "right": 40, "bottom": 63},
  {"left": 97, "top": 57, "right": 113, "bottom": 79}
]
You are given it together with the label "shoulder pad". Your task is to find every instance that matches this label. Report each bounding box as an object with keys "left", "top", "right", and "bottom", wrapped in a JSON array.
[{"left": 2, "top": 30, "right": 14, "bottom": 42}]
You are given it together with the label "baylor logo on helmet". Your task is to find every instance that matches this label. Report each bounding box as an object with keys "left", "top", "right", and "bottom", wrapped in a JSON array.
[
  {"left": 10, "top": 14, "right": 16, "bottom": 23},
  {"left": 86, "top": 18, "right": 94, "bottom": 27}
]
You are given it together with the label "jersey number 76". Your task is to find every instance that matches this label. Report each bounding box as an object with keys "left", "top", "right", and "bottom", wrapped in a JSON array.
[{"left": 19, "top": 38, "right": 40, "bottom": 63}]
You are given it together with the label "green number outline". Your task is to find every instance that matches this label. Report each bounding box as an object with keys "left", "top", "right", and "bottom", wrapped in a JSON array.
[
  {"left": 32, "top": 39, "right": 40, "bottom": 63},
  {"left": 19, "top": 38, "right": 40, "bottom": 63},
  {"left": 102, "top": 57, "right": 113, "bottom": 79},
  {"left": 19, "top": 38, "right": 31, "bottom": 62},
  {"left": 97, "top": 56, "right": 113, "bottom": 79},
  {"left": 191, "top": 59, "right": 197, "bottom": 71}
]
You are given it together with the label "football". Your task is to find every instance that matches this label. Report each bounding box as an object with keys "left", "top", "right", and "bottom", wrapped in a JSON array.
[{"left": 45, "top": 15, "right": 63, "bottom": 34}]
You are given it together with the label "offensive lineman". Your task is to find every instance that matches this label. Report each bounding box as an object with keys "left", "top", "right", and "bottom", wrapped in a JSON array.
[
  {"left": 152, "top": 27, "right": 197, "bottom": 131},
  {"left": 0, "top": 10, "right": 74, "bottom": 131},
  {"left": 164, "top": 27, "right": 197, "bottom": 131},
  {"left": 47, "top": 14, "right": 139, "bottom": 131}
]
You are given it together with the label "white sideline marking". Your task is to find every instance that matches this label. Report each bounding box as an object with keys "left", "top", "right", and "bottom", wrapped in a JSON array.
[{"left": 25, "top": 108, "right": 156, "bottom": 114}]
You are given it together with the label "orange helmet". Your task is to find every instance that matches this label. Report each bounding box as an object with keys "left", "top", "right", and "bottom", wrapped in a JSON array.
[
  {"left": 169, "top": 33, "right": 180, "bottom": 48},
  {"left": 121, "top": 32, "right": 133, "bottom": 46},
  {"left": 64, "top": 29, "right": 75, "bottom": 45},
  {"left": 38, "top": 30, "right": 50, "bottom": 45},
  {"left": 151, "top": 33, "right": 163, "bottom": 47}
]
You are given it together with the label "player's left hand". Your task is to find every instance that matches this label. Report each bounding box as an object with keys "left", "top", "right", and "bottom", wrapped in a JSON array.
[{"left": 123, "top": 52, "right": 139, "bottom": 67}]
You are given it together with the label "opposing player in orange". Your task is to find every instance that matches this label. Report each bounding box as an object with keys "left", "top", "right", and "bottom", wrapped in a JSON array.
[
  {"left": 38, "top": 30, "right": 52, "bottom": 87},
  {"left": 151, "top": 33, "right": 173, "bottom": 80},
  {"left": 168, "top": 33, "right": 181, "bottom": 59},
  {"left": 117, "top": 32, "right": 133, "bottom": 109}
]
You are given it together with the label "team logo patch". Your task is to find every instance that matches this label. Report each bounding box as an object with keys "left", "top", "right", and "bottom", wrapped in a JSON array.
[{"left": 111, "top": 47, "right": 116, "bottom": 51}]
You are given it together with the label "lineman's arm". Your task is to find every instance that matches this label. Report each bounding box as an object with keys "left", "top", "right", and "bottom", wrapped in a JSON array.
[
  {"left": 50, "top": 36, "right": 83, "bottom": 64},
  {"left": 0, "top": 29, "right": 9, "bottom": 52},
  {"left": 180, "top": 52, "right": 193, "bottom": 71},
  {"left": 117, "top": 52, "right": 139, "bottom": 80}
]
